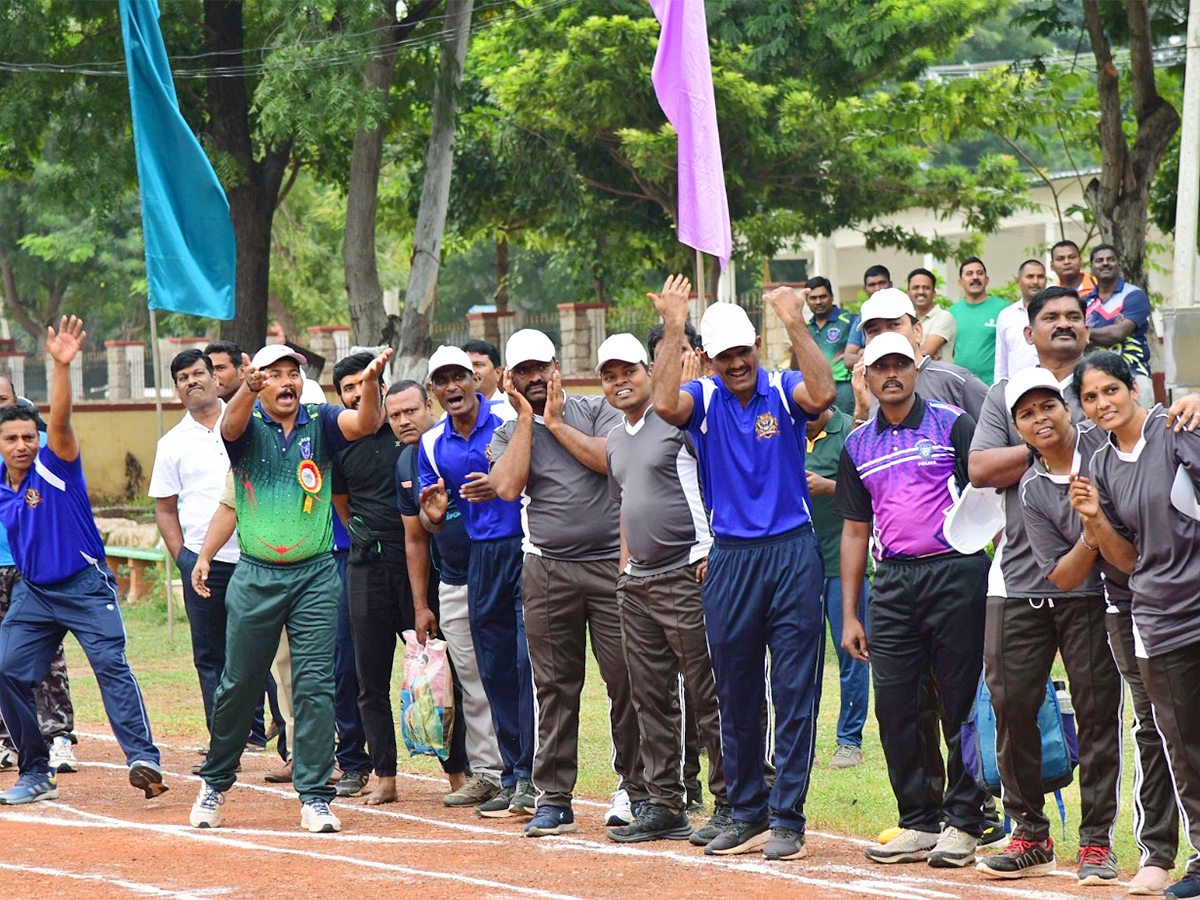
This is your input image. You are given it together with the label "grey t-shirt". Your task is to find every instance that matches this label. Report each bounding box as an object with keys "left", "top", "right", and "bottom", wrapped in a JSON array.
[
  {"left": 1018, "top": 421, "right": 1121, "bottom": 604},
  {"left": 970, "top": 375, "right": 1083, "bottom": 598},
  {"left": 606, "top": 408, "right": 713, "bottom": 577},
  {"left": 1090, "top": 405, "right": 1200, "bottom": 657},
  {"left": 489, "top": 392, "right": 622, "bottom": 560},
  {"left": 869, "top": 357, "right": 988, "bottom": 421}
]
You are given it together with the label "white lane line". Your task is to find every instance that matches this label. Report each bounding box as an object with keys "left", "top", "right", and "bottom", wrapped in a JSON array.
[
  {"left": 74, "top": 750, "right": 1113, "bottom": 898},
  {"left": 69, "top": 764, "right": 1084, "bottom": 900},
  {"left": 0, "top": 807, "right": 502, "bottom": 845},
  {"left": 0, "top": 860, "right": 222, "bottom": 900},
  {"left": 42, "top": 803, "right": 588, "bottom": 900},
  {"left": 810, "top": 863, "right": 1089, "bottom": 900}
]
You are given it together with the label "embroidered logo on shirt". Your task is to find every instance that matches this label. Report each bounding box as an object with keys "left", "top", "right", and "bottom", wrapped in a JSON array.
[
  {"left": 23, "top": 488, "right": 41, "bottom": 509},
  {"left": 916, "top": 439, "right": 935, "bottom": 460},
  {"left": 755, "top": 413, "right": 779, "bottom": 440},
  {"left": 825, "top": 328, "right": 841, "bottom": 342},
  {"left": 299, "top": 436, "right": 313, "bottom": 460}
]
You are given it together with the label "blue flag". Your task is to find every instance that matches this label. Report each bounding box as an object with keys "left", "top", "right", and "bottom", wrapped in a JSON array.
[{"left": 119, "top": 0, "right": 236, "bottom": 319}]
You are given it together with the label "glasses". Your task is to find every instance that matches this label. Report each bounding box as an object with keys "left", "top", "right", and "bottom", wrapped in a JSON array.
[{"left": 431, "top": 369, "right": 475, "bottom": 387}]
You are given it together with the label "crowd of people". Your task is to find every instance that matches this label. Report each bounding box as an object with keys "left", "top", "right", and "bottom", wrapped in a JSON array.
[{"left": 0, "top": 237, "right": 1197, "bottom": 899}]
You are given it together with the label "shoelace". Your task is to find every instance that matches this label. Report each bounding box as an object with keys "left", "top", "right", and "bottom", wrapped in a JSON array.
[
  {"left": 307, "top": 799, "right": 333, "bottom": 816},
  {"left": 1078, "top": 845, "right": 1110, "bottom": 865},
  {"left": 1005, "top": 836, "right": 1048, "bottom": 856},
  {"left": 198, "top": 787, "right": 221, "bottom": 810}
]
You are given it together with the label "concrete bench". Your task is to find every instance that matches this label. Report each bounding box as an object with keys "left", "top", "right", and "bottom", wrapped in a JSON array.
[{"left": 104, "top": 545, "right": 168, "bottom": 600}]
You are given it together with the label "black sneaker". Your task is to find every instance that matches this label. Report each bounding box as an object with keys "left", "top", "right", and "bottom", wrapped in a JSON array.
[
  {"left": 476, "top": 784, "right": 516, "bottom": 818},
  {"left": 508, "top": 778, "right": 536, "bottom": 815},
  {"left": 979, "top": 819, "right": 1009, "bottom": 848},
  {"left": 1165, "top": 873, "right": 1200, "bottom": 900},
  {"left": 690, "top": 801, "right": 733, "bottom": 846},
  {"left": 608, "top": 804, "right": 693, "bottom": 843},
  {"left": 763, "top": 826, "right": 805, "bottom": 860},
  {"left": 976, "top": 835, "right": 1055, "bottom": 879},
  {"left": 1076, "top": 846, "right": 1118, "bottom": 885},
  {"left": 334, "top": 769, "right": 370, "bottom": 797},
  {"left": 685, "top": 781, "right": 705, "bottom": 814},
  {"left": 704, "top": 818, "right": 769, "bottom": 856},
  {"left": 129, "top": 761, "right": 168, "bottom": 799}
]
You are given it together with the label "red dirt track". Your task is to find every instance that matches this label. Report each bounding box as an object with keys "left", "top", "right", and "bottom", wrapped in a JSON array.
[{"left": 0, "top": 729, "right": 1131, "bottom": 900}]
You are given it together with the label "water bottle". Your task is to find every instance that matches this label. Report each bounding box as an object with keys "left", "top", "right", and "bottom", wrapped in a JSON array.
[{"left": 1053, "top": 679, "right": 1074, "bottom": 716}]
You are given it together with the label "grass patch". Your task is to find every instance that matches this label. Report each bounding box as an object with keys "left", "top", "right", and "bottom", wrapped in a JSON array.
[{"left": 62, "top": 597, "right": 1183, "bottom": 874}]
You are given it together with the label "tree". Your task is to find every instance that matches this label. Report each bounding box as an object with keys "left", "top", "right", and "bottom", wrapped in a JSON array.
[
  {"left": 343, "top": 0, "right": 440, "bottom": 347},
  {"left": 393, "top": 0, "right": 475, "bottom": 379}
]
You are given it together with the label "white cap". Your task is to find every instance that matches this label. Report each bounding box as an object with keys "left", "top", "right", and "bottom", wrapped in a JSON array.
[
  {"left": 426, "top": 345, "right": 475, "bottom": 380},
  {"left": 943, "top": 484, "right": 1006, "bottom": 554},
  {"left": 251, "top": 344, "right": 307, "bottom": 369},
  {"left": 505, "top": 329, "right": 556, "bottom": 367},
  {"left": 596, "top": 333, "right": 648, "bottom": 372},
  {"left": 700, "top": 303, "right": 757, "bottom": 358},
  {"left": 859, "top": 287, "right": 916, "bottom": 325},
  {"left": 300, "top": 376, "right": 326, "bottom": 404},
  {"left": 862, "top": 331, "right": 916, "bottom": 367},
  {"left": 1004, "top": 366, "right": 1065, "bottom": 416}
]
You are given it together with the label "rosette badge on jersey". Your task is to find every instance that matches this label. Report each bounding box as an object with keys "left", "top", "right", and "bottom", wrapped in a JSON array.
[{"left": 297, "top": 460, "right": 322, "bottom": 513}]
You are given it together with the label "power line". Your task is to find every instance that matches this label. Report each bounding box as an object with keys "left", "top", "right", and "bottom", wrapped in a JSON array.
[{"left": 0, "top": 0, "right": 570, "bottom": 79}]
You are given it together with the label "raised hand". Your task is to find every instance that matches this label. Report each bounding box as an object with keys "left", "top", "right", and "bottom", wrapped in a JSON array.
[
  {"left": 1167, "top": 392, "right": 1200, "bottom": 433},
  {"left": 503, "top": 368, "right": 533, "bottom": 418},
  {"left": 1068, "top": 474, "right": 1100, "bottom": 521},
  {"left": 764, "top": 285, "right": 809, "bottom": 326},
  {"left": 850, "top": 359, "right": 872, "bottom": 419},
  {"left": 239, "top": 352, "right": 268, "bottom": 393},
  {"left": 362, "top": 347, "right": 393, "bottom": 383},
  {"left": 544, "top": 370, "right": 565, "bottom": 426},
  {"left": 45, "top": 315, "right": 86, "bottom": 366},
  {"left": 648, "top": 274, "right": 691, "bottom": 324},
  {"left": 419, "top": 478, "right": 449, "bottom": 523},
  {"left": 680, "top": 348, "right": 702, "bottom": 385}
]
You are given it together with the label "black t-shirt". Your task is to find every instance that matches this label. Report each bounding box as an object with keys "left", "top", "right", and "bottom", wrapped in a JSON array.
[
  {"left": 396, "top": 442, "right": 471, "bottom": 586},
  {"left": 332, "top": 421, "right": 406, "bottom": 564}
]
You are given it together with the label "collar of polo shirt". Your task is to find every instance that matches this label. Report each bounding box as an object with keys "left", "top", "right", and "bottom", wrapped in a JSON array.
[{"left": 874, "top": 393, "right": 927, "bottom": 433}]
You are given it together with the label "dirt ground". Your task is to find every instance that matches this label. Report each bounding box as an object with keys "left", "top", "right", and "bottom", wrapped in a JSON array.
[{"left": 0, "top": 727, "right": 1138, "bottom": 900}]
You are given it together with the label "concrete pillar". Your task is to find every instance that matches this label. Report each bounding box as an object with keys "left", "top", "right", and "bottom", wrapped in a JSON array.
[
  {"left": 556, "top": 303, "right": 608, "bottom": 378},
  {"left": 44, "top": 354, "right": 83, "bottom": 401},
  {"left": 467, "top": 311, "right": 518, "bottom": 353},
  {"left": 161, "top": 337, "right": 208, "bottom": 396},
  {"left": 0, "top": 352, "right": 25, "bottom": 398},
  {"left": 104, "top": 340, "right": 143, "bottom": 400}
]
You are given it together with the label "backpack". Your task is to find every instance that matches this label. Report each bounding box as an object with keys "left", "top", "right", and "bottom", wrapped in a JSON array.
[{"left": 961, "top": 674, "right": 1079, "bottom": 835}]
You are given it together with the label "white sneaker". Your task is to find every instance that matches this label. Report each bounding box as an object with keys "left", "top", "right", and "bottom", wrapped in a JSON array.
[
  {"left": 864, "top": 827, "right": 939, "bottom": 864},
  {"left": 605, "top": 789, "right": 632, "bottom": 826},
  {"left": 0, "top": 747, "right": 15, "bottom": 771},
  {"left": 48, "top": 736, "right": 78, "bottom": 774},
  {"left": 190, "top": 783, "right": 224, "bottom": 828},
  {"left": 300, "top": 798, "right": 341, "bottom": 833},
  {"left": 928, "top": 825, "right": 978, "bottom": 868}
]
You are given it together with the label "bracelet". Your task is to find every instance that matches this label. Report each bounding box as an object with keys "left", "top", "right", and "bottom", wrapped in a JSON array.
[{"left": 1079, "top": 530, "right": 1098, "bottom": 551}]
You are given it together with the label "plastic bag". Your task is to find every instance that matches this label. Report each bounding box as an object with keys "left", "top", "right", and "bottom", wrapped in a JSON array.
[{"left": 400, "top": 630, "right": 455, "bottom": 761}]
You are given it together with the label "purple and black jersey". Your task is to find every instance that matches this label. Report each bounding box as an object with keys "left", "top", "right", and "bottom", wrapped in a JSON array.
[{"left": 834, "top": 395, "right": 975, "bottom": 560}]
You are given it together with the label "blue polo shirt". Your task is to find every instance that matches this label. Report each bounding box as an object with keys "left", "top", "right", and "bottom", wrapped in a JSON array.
[
  {"left": 808, "top": 307, "right": 859, "bottom": 383},
  {"left": 682, "top": 368, "right": 815, "bottom": 540},
  {"left": 0, "top": 443, "right": 107, "bottom": 586},
  {"left": 0, "top": 431, "right": 47, "bottom": 568},
  {"left": 419, "top": 395, "right": 522, "bottom": 541},
  {"left": 1083, "top": 278, "right": 1152, "bottom": 378}
]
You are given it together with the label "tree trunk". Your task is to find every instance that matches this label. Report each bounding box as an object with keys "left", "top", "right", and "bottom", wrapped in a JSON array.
[
  {"left": 203, "top": 0, "right": 292, "bottom": 353},
  {"left": 345, "top": 17, "right": 402, "bottom": 347},
  {"left": 392, "top": 0, "right": 475, "bottom": 379},
  {"left": 1081, "top": 0, "right": 1181, "bottom": 290},
  {"left": 494, "top": 235, "right": 509, "bottom": 313},
  {"left": 0, "top": 251, "right": 42, "bottom": 342}
]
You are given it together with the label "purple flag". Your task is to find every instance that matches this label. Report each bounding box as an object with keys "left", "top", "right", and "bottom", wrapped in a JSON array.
[{"left": 650, "top": 0, "right": 732, "bottom": 268}]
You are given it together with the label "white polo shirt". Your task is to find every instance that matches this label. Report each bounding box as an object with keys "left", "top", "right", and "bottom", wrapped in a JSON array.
[
  {"left": 148, "top": 403, "right": 240, "bottom": 564},
  {"left": 993, "top": 300, "right": 1039, "bottom": 383}
]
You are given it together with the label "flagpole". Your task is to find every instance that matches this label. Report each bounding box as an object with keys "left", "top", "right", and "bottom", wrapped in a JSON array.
[
  {"left": 696, "top": 250, "right": 706, "bottom": 315},
  {"left": 148, "top": 309, "right": 175, "bottom": 640}
]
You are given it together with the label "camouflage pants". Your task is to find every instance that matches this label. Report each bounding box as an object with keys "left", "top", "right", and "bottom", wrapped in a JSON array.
[{"left": 0, "top": 567, "right": 75, "bottom": 747}]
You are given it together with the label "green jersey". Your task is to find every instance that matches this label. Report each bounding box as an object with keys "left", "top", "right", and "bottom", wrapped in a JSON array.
[
  {"left": 224, "top": 402, "right": 349, "bottom": 564},
  {"left": 948, "top": 295, "right": 1008, "bottom": 386},
  {"left": 805, "top": 407, "right": 851, "bottom": 574}
]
